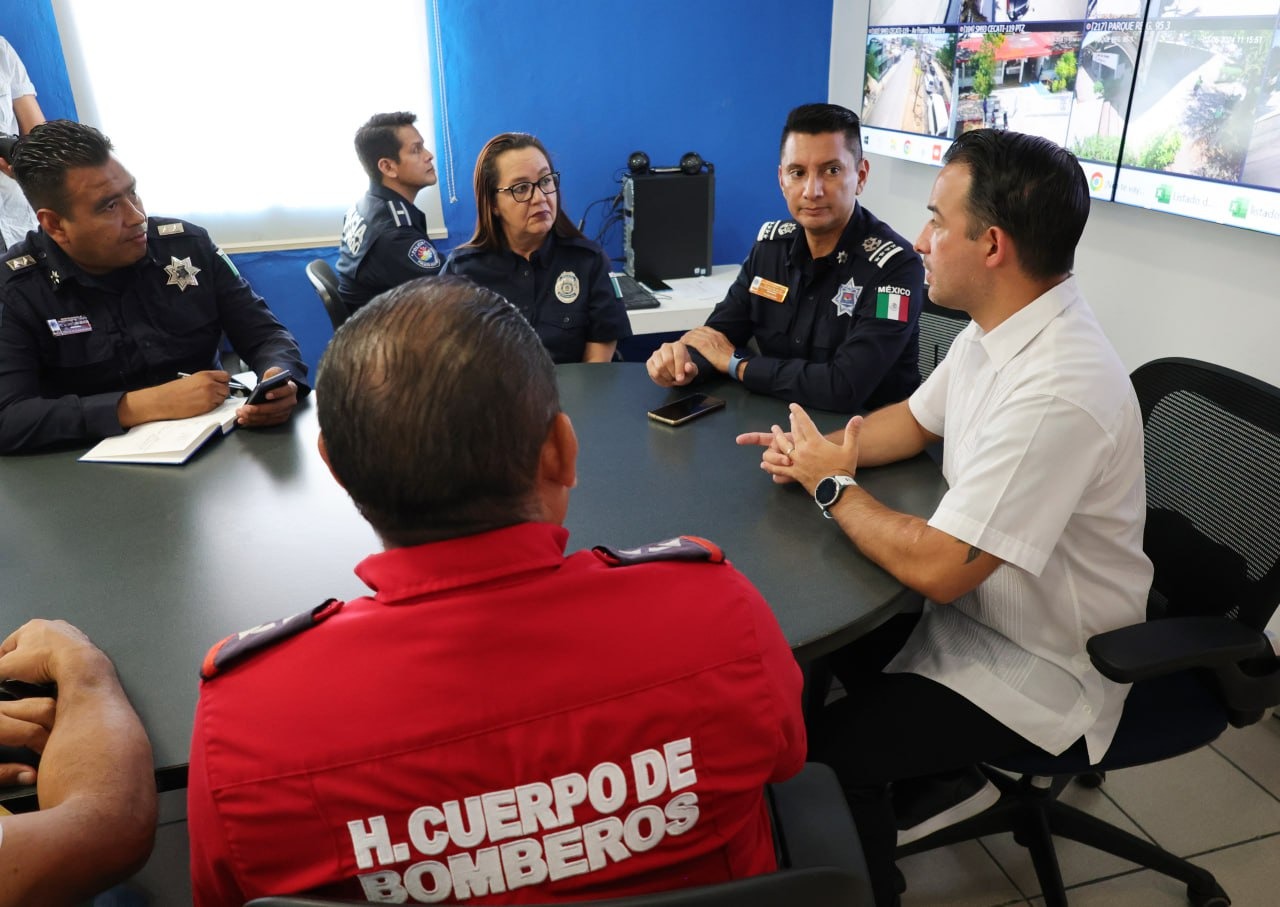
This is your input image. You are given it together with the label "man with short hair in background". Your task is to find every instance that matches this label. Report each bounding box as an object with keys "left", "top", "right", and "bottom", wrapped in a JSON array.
[
  {"left": 188, "top": 276, "right": 805, "bottom": 905},
  {"left": 336, "top": 111, "right": 442, "bottom": 311},
  {"left": 647, "top": 102, "right": 924, "bottom": 412}
]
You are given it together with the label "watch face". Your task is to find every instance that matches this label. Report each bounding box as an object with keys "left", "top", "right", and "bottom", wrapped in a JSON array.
[{"left": 816, "top": 476, "right": 839, "bottom": 508}]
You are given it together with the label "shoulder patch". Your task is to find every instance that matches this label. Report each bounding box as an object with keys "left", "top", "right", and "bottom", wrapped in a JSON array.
[
  {"left": 200, "top": 599, "right": 343, "bottom": 681},
  {"left": 157, "top": 222, "right": 185, "bottom": 236},
  {"left": 593, "top": 535, "right": 725, "bottom": 567},
  {"left": 408, "top": 238, "right": 440, "bottom": 270},
  {"left": 756, "top": 220, "right": 799, "bottom": 242},
  {"left": 5, "top": 254, "right": 36, "bottom": 272}
]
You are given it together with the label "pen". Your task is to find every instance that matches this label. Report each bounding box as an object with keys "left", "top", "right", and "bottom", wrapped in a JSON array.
[{"left": 177, "top": 372, "right": 251, "bottom": 395}]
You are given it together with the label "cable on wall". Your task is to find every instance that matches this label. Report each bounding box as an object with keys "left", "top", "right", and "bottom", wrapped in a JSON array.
[{"left": 431, "top": 0, "right": 458, "bottom": 204}]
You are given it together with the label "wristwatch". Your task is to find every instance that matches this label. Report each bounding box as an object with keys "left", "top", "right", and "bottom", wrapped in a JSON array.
[
  {"left": 727, "top": 349, "right": 751, "bottom": 381},
  {"left": 814, "top": 474, "right": 857, "bottom": 519}
]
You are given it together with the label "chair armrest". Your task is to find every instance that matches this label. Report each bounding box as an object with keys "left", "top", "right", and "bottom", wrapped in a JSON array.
[{"left": 1087, "top": 617, "right": 1271, "bottom": 683}]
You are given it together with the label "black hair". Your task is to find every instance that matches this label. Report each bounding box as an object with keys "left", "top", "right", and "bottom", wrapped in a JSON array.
[
  {"left": 354, "top": 112, "right": 418, "bottom": 182},
  {"left": 316, "top": 276, "right": 560, "bottom": 547},
  {"left": 942, "top": 129, "right": 1089, "bottom": 279},
  {"left": 10, "top": 119, "right": 113, "bottom": 214},
  {"left": 780, "top": 103, "right": 863, "bottom": 160}
]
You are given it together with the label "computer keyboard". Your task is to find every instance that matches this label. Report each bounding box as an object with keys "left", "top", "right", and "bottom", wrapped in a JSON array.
[{"left": 610, "top": 273, "right": 661, "bottom": 310}]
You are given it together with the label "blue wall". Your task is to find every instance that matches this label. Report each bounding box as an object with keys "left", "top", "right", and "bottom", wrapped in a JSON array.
[
  {"left": 4, "top": 0, "right": 76, "bottom": 120},
  {"left": 8, "top": 0, "right": 834, "bottom": 372},
  {"left": 430, "top": 0, "right": 833, "bottom": 266}
]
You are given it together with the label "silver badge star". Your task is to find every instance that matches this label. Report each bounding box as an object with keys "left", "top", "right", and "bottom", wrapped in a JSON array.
[
  {"left": 164, "top": 256, "right": 201, "bottom": 291},
  {"left": 837, "top": 251, "right": 848, "bottom": 264},
  {"left": 49, "top": 270, "right": 61, "bottom": 287}
]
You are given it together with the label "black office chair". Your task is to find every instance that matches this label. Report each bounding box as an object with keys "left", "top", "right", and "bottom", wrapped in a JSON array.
[
  {"left": 916, "top": 294, "right": 970, "bottom": 384},
  {"left": 898, "top": 357, "right": 1280, "bottom": 907},
  {"left": 305, "top": 259, "right": 351, "bottom": 332},
  {"left": 244, "top": 763, "right": 874, "bottom": 907}
]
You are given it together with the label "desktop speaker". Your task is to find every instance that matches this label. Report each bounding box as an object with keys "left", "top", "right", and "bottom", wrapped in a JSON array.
[{"left": 623, "top": 170, "right": 714, "bottom": 284}]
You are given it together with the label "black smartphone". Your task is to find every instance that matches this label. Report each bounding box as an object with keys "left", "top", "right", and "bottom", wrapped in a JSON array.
[
  {"left": 647, "top": 393, "right": 727, "bottom": 426},
  {"left": 244, "top": 369, "right": 293, "bottom": 405}
]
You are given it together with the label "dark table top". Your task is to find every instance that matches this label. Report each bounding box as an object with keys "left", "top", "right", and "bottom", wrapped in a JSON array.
[{"left": 0, "top": 363, "right": 945, "bottom": 786}]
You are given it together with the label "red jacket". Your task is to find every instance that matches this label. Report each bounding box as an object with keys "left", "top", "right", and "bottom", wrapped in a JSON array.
[{"left": 188, "top": 523, "right": 805, "bottom": 905}]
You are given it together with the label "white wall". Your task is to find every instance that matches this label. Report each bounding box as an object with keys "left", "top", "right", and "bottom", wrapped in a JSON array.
[{"left": 829, "top": 1, "right": 1280, "bottom": 386}]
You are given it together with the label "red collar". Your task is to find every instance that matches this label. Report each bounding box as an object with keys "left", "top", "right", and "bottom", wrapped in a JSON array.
[{"left": 354, "top": 522, "right": 569, "bottom": 604}]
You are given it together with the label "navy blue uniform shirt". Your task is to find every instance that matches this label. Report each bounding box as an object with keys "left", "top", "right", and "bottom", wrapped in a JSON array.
[
  {"left": 0, "top": 219, "right": 308, "bottom": 452},
  {"left": 699, "top": 204, "right": 924, "bottom": 412},
  {"left": 444, "top": 231, "right": 632, "bottom": 364},
  {"left": 336, "top": 182, "right": 441, "bottom": 311}
]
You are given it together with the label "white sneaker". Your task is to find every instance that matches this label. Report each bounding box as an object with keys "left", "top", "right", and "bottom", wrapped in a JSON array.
[{"left": 895, "top": 767, "right": 1001, "bottom": 847}]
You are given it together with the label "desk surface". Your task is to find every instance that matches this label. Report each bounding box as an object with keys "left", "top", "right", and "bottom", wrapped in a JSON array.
[
  {"left": 623, "top": 264, "right": 738, "bottom": 334},
  {"left": 0, "top": 364, "right": 944, "bottom": 780}
]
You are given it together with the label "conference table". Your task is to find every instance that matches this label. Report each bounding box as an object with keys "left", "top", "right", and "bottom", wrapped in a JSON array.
[{"left": 0, "top": 363, "right": 946, "bottom": 800}]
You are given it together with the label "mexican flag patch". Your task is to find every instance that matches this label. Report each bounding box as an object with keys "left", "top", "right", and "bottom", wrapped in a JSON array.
[{"left": 875, "top": 288, "right": 911, "bottom": 322}]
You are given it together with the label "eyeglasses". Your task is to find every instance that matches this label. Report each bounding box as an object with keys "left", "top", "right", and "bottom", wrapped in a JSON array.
[{"left": 496, "top": 172, "right": 560, "bottom": 203}]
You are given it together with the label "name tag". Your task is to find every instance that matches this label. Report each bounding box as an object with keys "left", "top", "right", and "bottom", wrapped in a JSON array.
[
  {"left": 46, "top": 315, "right": 93, "bottom": 337},
  {"left": 749, "top": 276, "right": 788, "bottom": 303}
]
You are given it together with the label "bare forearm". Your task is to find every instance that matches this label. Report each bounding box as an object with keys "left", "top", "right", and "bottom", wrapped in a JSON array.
[
  {"left": 850, "top": 401, "right": 938, "bottom": 468},
  {"left": 13, "top": 96, "right": 44, "bottom": 135},
  {"left": 0, "top": 669, "right": 156, "bottom": 906},
  {"left": 826, "top": 487, "right": 997, "bottom": 603}
]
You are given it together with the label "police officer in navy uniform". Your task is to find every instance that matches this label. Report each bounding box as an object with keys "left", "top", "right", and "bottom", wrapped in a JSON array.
[
  {"left": 443, "top": 132, "right": 631, "bottom": 363},
  {"left": 0, "top": 120, "right": 307, "bottom": 454},
  {"left": 336, "top": 112, "right": 442, "bottom": 312},
  {"left": 647, "top": 104, "right": 924, "bottom": 413}
]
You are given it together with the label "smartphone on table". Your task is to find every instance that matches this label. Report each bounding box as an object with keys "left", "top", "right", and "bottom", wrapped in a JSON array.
[{"left": 647, "top": 393, "right": 726, "bottom": 426}]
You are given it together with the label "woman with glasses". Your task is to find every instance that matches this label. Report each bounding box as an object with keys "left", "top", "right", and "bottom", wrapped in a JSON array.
[{"left": 444, "top": 133, "right": 631, "bottom": 363}]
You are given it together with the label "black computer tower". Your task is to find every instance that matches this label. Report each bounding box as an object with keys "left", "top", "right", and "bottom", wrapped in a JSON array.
[{"left": 623, "top": 172, "right": 714, "bottom": 284}]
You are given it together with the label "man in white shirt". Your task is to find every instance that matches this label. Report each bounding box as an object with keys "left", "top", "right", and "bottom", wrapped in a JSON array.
[
  {"left": 738, "top": 129, "right": 1152, "bottom": 907},
  {"left": 0, "top": 36, "right": 44, "bottom": 250}
]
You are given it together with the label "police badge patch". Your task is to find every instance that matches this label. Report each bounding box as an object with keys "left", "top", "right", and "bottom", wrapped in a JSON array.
[
  {"left": 832, "top": 278, "right": 860, "bottom": 317},
  {"left": 164, "top": 256, "right": 201, "bottom": 291},
  {"left": 408, "top": 239, "right": 439, "bottom": 270},
  {"left": 555, "top": 271, "right": 580, "bottom": 303}
]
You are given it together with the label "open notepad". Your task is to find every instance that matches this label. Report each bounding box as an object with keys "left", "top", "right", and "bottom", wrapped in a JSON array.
[{"left": 80, "top": 397, "right": 245, "bottom": 465}]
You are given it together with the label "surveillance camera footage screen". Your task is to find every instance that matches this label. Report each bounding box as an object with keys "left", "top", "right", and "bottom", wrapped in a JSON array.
[{"left": 859, "top": 1, "right": 1280, "bottom": 237}]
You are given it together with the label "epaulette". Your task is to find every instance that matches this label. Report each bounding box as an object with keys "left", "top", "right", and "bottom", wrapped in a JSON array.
[
  {"left": 3, "top": 254, "right": 38, "bottom": 273},
  {"left": 756, "top": 220, "right": 799, "bottom": 242},
  {"left": 593, "top": 535, "right": 725, "bottom": 567},
  {"left": 859, "top": 235, "right": 905, "bottom": 269},
  {"left": 200, "top": 599, "right": 343, "bottom": 680},
  {"left": 153, "top": 221, "right": 186, "bottom": 238}
]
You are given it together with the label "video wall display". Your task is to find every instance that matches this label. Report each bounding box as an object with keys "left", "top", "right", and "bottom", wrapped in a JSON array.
[{"left": 860, "top": 1, "right": 1280, "bottom": 236}]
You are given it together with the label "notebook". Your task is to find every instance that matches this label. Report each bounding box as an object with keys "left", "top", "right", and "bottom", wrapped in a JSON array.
[{"left": 79, "top": 397, "right": 244, "bottom": 466}]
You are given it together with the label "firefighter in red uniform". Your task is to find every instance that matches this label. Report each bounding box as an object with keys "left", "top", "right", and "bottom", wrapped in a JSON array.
[{"left": 187, "top": 276, "right": 806, "bottom": 906}]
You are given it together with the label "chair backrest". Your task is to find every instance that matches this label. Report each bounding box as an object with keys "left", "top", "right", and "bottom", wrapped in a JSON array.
[
  {"left": 1131, "top": 358, "right": 1280, "bottom": 634},
  {"left": 917, "top": 296, "right": 970, "bottom": 383},
  {"left": 305, "top": 259, "right": 351, "bottom": 332},
  {"left": 243, "top": 867, "right": 867, "bottom": 907}
]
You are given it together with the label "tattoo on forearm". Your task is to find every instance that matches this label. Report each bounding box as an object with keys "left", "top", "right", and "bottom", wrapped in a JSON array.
[{"left": 959, "top": 540, "right": 983, "bottom": 564}]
